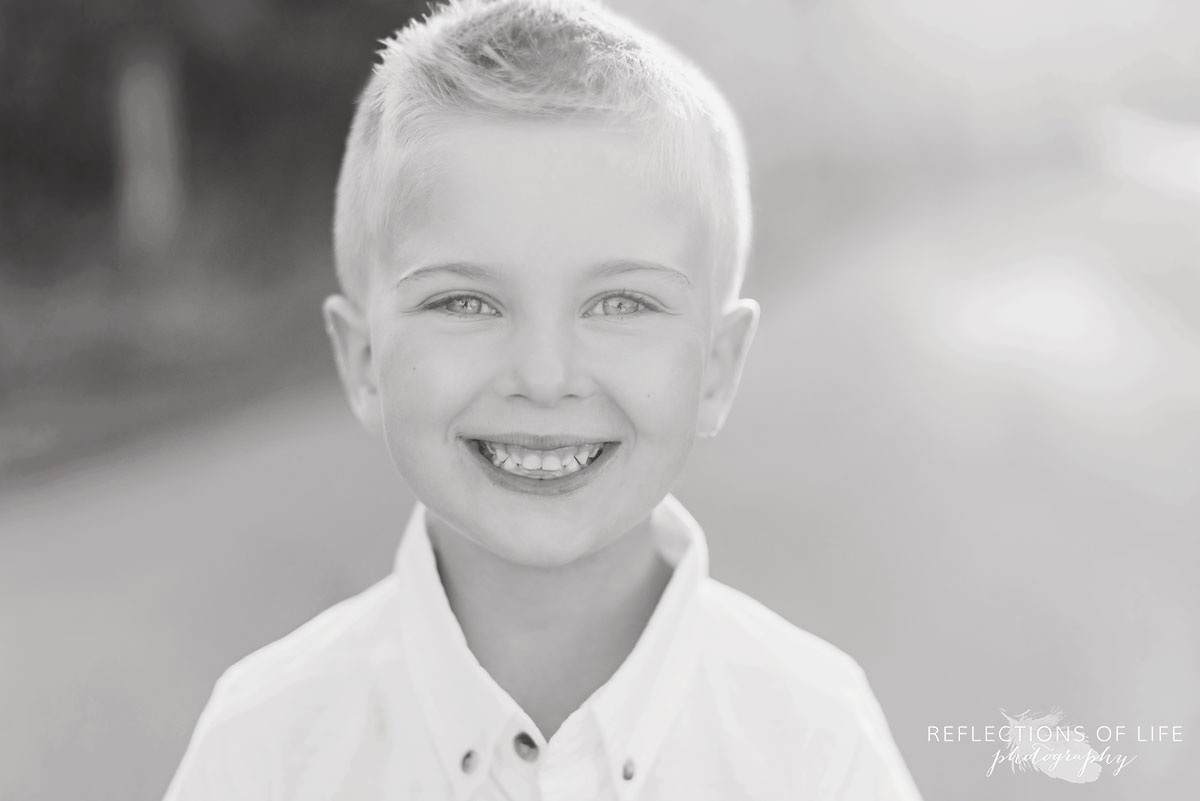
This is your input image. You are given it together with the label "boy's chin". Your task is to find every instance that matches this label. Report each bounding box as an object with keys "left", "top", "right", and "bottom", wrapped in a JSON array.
[{"left": 408, "top": 439, "right": 687, "bottom": 567}]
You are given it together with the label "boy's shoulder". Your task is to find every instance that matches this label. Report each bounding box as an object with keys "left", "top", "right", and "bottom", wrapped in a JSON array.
[
  {"left": 693, "top": 580, "right": 922, "bottom": 801},
  {"left": 196, "top": 576, "right": 401, "bottom": 732},
  {"left": 697, "top": 577, "right": 871, "bottom": 706}
]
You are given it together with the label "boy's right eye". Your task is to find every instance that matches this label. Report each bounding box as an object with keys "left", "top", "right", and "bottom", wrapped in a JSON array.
[{"left": 426, "top": 294, "right": 501, "bottom": 317}]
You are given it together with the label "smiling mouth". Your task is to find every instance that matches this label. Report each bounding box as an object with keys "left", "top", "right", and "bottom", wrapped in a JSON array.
[{"left": 469, "top": 439, "right": 612, "bottom": 480}]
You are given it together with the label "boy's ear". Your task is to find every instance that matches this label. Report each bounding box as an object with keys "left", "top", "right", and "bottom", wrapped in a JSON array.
[
  {"left": 697, "top": 298, "right": 760, "bottom": 439},
  {"left": 322, "top": 294, "right": 383, "bottom": 434}
]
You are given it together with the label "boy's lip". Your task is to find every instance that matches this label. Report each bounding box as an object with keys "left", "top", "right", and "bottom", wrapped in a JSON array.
[
  {"left": 467, "top": 432, "right": 617, "bottom": 449},
  {"left": 459, "top": 436, "right": 621, "bottom": 496}
]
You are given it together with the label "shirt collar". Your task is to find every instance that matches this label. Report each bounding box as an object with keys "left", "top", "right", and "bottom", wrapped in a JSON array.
[
  {"left": 392, "top": 493, "right": 709, "bottom": 800},
  {"left": 591, "top": 493, "right": 708, "bottom": 799},
  {"left": 393, "top": 501, "right": 517, "bottom": 799}
]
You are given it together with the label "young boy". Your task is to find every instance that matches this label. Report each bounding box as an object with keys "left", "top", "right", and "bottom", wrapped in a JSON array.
[{"left": 165, "top": 1, "right": 923, "bottom": 798}]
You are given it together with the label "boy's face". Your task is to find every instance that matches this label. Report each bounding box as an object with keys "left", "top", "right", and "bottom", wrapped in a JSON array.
[{"left": 325, "top": 119, "right": 757, "bottom": 567}]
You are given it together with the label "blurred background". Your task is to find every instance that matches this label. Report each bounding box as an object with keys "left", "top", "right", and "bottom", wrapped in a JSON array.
[{"left": 2, "top": 0, "right": 1198, "bottom": 799}]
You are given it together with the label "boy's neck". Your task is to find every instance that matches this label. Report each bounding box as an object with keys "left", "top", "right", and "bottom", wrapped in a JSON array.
[{"left": 426, "top": 512, "right": 674, "bottom": 743}]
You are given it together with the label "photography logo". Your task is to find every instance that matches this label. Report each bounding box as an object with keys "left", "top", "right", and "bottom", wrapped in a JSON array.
[
  {"left": 991, "top": 708, "right": 1105, "bottom": 783},
  {"left": 929, "top": 706, "right": 1180, "bottom": 783}
]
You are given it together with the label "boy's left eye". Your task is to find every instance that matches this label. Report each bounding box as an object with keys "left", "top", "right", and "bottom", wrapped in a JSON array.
[
  {"left": 432, "top": 295, "right": 499, "bottom": 316},
  {"left": 584, "top": 293, "right": 655, "bottom": 317}
]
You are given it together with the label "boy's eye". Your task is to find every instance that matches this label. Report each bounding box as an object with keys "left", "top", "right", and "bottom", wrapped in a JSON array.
[
  {"left": 584, "top": 293, "right": 655, "bottom": 317},
  {"left": 430, "top": 294, "right": 499, "bottom": 316}
]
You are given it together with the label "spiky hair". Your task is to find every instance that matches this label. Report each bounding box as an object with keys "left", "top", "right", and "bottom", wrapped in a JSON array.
[{"left": 333, "top": 0, "right": 751, "bottom": 307}]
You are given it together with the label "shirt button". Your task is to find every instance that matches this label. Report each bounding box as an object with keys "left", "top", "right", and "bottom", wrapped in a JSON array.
[
  {"left": 513, "top": 731, "right": 540, "bottom": 762},
  {"left": 461, "top": 749, "right": 477, "bottom": 773},
  {"left": 622, "top": 758, "right": 636, "bottom": 780}
]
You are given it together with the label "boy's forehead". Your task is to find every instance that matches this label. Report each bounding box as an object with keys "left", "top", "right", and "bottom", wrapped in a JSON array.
[
  {"left": 423, "top": 120, "right": 690, "bottom": 235},
  {"left": 384, "top": 118, "right": 718, "bottom": 291}
]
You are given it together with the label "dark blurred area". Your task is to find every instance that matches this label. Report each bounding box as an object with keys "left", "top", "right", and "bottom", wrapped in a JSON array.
[
  {"left": 2, "top": 0, "right": 431, "bottom": 480},
  {"left": 3, "top": 2, "right": 1199, "bottom": 800}
]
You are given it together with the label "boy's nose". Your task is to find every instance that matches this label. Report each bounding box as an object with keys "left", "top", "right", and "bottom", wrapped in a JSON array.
[{"left": 498, "top": 321, "right": 590, "bottom": 406}]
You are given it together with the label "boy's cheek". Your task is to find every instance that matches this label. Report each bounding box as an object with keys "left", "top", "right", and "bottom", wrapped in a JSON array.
[
  {"left": 377, "top": 326, "right": 486, "bottom": 381},
  {"left": 374, "top": 342, "right": 476, "bottom": 425},
  {"left": 374, "top": 324, "right": 705, "bottom": 423},
  {"left": 611, "top": 337, "right": 705, "bottom": 431}
]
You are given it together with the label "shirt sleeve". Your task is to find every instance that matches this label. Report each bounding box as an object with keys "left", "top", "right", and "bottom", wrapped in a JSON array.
[{"left": 832, "top": 662, "right": 925, "bottom": 801}]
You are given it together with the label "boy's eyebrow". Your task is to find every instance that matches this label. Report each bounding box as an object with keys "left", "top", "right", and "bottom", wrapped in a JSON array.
[
  {"left": 393, "top": 261, "right": 494, "bottom": 289},
  {"left": 392, "top": 259, "right": 692, "bottom": 289},
  {"left": 591, "top": 259, "right": 693, "bottom": 287}
]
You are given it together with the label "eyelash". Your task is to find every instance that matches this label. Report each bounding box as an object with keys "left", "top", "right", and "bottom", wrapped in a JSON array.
[
  {"left": 421, "top": 291, "right": 662, "bottom": 318},
  {"left": 424, "top": 293, "right": 501, "bottom": 318},
  {"left": 583, "top": 288, "right": 667, "bottom": 316}
]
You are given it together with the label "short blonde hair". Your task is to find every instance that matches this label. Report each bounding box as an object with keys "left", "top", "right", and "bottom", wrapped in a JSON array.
[{"left": 333, "top": 0, "right": 751, "bottom": 309}]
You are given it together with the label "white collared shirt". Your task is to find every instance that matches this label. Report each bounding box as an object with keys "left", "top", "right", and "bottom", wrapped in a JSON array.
[{"left": 164, "top": 494, "right": 923, "bottom": 801}]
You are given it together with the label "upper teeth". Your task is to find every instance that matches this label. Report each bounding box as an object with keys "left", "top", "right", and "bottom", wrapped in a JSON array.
[{"left": 478, "top": 441, "right": 603, "bottom": 475}]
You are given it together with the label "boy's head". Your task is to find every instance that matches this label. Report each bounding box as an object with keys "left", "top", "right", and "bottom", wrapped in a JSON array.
[{"left": 324, "top": 0, "right": 759, "bottom": 567}]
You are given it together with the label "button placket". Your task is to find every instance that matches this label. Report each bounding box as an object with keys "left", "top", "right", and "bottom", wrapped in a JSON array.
[
  {"left": 512, "top": 731, "right": 540, "bottom": 762},
  {"left": 491, "top": 727, "right": 541, "bottom": 801}
]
